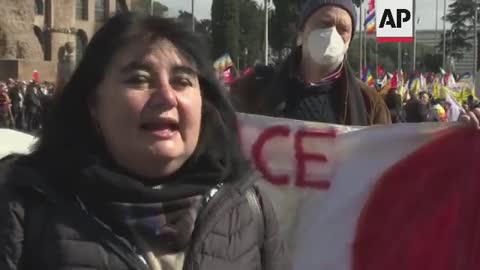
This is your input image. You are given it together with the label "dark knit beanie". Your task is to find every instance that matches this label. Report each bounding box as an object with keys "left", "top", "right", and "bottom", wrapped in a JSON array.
[{"left": 299, "top": 0, "right": 357, "bottom": 40}]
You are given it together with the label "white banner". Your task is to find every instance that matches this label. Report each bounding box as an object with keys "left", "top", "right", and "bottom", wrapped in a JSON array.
[
  {"left": 238, "top": 113, "right": 480, "bottom": 270},
  {"left": 2, "top": 114, "right": 480, "bottom": 270}
]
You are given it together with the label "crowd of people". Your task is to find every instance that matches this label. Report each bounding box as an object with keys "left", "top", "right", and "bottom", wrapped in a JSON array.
[
  {"left": 0, "top": 79, "right": 54, "bottom": 132},
  {"left": 385, "top": 88, "right": 479, "bottom": 124}
]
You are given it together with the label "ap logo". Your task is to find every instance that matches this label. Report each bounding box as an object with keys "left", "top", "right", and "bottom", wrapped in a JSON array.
[{"left": 375, "top": 0, "right": 414, "bottom": 43}]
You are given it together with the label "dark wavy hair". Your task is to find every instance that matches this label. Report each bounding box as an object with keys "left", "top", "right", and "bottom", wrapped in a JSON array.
[{"left": 32, "top": 13, "right": 248, "bottom": 182}]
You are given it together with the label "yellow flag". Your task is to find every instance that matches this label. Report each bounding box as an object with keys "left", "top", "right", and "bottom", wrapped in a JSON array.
[
  {"left": 411, "top": 79, "right": 421, "bottom": 95},
  {"left": 461, "top": 87, "right": 475, "bottom": 102},
  {"left": 432, "top": 83, "right": 441, "bottom": 99},
  {"left": 398, "top": 85, "right": 406, "bottom": 99}
]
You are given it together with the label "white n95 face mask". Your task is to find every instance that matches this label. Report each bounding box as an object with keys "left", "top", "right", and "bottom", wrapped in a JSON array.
[{"left": 304, "top": 27, "right": 349, "bottom": 68}]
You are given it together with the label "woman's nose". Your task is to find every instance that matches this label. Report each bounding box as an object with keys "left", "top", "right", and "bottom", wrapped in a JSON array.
[{"left": 149, "top": 77, "right": 178, "bottom": 108}]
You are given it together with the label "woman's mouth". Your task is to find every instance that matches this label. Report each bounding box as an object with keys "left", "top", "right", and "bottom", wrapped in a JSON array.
[{"left": 140, "top": 121, "right": 179, "bottom": 139}]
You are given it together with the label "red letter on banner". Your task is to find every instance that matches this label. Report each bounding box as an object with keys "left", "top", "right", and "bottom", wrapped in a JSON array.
[
  {"left": 294, "top": 129, "right": 335, "bottom": 190},
  {"left": 251, "top": 125, "right": 291, "bottom": 186}
]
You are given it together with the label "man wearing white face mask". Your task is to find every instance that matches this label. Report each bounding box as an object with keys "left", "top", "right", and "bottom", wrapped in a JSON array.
[{"left": 232, "top": 0, "right": 390, "bottom": 125}]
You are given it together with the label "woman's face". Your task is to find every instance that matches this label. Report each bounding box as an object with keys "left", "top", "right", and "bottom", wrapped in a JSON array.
[{"left": 92, "top": 38, "right": 202, "bottom": 179}]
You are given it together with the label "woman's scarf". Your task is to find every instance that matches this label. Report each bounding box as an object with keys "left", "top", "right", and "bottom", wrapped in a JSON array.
[{"left": 71, "top": 157, "right": 225, "bottom": 266}]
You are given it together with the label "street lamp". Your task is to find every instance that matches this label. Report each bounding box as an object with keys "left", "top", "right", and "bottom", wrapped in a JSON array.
[
  {"left": 192, "top": 0, "right": 195, "bottom": 32},
  {"left": 449, "top": 29, "right": 455, "bottom": 67},
  {"left": 442, "top": 0, "right": 447, "bottom": 69},
  {"left": 413, "top": 17, "right": 420, "bottom": 72},
  {"left": 244, "top": 48, "right": 249, "bottom": 70},
  {"left": 474, "top": 0, "right": 479, "bottom": 77},
  {"left": 264, "top": 0, "right": 270, "bottom": 65}
]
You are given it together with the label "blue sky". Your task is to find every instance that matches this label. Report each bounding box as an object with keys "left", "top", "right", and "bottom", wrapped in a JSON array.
[{"left": 156, "top": 0, "right": 454, "bottom": 30}]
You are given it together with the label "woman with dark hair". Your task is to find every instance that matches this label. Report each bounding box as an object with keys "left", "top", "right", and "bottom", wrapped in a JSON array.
[{"left": 0, "top": 14, "right": 286, "bottom": 270}]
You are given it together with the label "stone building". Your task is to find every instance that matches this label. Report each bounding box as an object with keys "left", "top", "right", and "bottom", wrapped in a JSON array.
[{"left": 0, "top": 0, "right": 131, "bottom": 83}]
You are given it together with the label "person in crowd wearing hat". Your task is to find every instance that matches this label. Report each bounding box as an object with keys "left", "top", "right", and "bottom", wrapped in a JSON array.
[{"left": 232, "top": 0, "right": 391, "bottom": 125}]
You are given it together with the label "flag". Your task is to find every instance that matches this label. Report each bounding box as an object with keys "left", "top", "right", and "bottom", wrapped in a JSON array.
[
  {"left": 379, "top": 75, "right": 388, "bottom": 88},
  {"left": 440, "top": 67, "right": 446, "bottom": 75},
  {"left": 367, "top": 74, "right": 375, "bottom": 87},
  {"left": 235, "top": 113, "right": 480, "bottom": 270},
  {"left": 364, "top": 0, "right": 376, "bottom": 34},
  {"left": 445, "top": 89, "right": 463, "bottom": 121},
  {"left": 390, "top": 71, "right": 398, "bottom": 89},
  {"left": 398, "top": 85, "right": 406, "bottom": 100},
  {"left": 399, "top": 69, "right": 404, "bottom": 85},
  {"left": 458, "top": 72, "right": 472, "bottom": 83},
  {"left": 411, "top": 79, "right": 421, "bottom": 95},
  {"left": 33, "top": 70, "right": 39, "bottom": 83},
  {"left": 407, "top": 73, "right": 416, "bottom": 90},
  {"left": 461, "top": 86, "right": 475, "bottom": 102},
  {"left": 449, "top": 87, "right": 463, "bottom": 102},
  {"left": 213, "top": 53, "right": 234, "bottom": 72},
  {"left": 362, "top": 68, "right": 375, "bottom": 87},
  {"left": 376, "top": 64, "right": 385, "bottom": 78},
  {"left": 432, "top": 104, "right": 447, "bottom": 122},
  {"left": 432, "top": 82, "right": 441, "bottom": 99},
  {"left": 222, "top": 67, "right": 235, "bottom": 86},
  {"left": 444, "top": 73, "right": 456, "bottom": 87},
  {"left": 5, "top": 113, "right": 480, "bottom": 270},
  {"left": 420, "top": 73, "right": 427, "bottom": 89},
  {"left": 242, "top": 67, "right": 254, "bottom": 77},
  {"left": 365, "top": 11, "right": 376, "bottom": 34},
  {"left": 368, "top": 0, "right": 375, "bottom": 11}
]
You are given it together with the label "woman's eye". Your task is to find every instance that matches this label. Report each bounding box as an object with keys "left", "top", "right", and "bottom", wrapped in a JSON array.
[
  {"left": 171, "top": 77, "right": 193, "bottom": 89},
  {"left": 126, "top": 75, "right": 151, "bottom": 85},
  {"left": 126, "top": 71, "right": 150, "bottom": 84},
  {"left": 129, "top": 76, "right": 149, "bottom": 83}
]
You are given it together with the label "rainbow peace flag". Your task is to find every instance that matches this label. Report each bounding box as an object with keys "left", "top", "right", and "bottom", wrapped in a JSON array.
[
  {"left": 365, "top": 11, "right": 376, "bottom": 34},
  {"left": 213, "top": 53, "right": 234, "bottom": 72},
  {"left": 365, "top": 0, "right": 376, "bottom": 34},
  {"left": 362, "top": 68, "right": 375, "bottom": 87}
]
